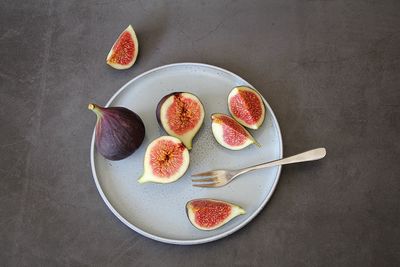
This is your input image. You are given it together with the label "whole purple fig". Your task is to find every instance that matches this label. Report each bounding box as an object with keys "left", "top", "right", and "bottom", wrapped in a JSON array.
[{"left": 88, "top": 103, "right": 145, "bottom": 160}]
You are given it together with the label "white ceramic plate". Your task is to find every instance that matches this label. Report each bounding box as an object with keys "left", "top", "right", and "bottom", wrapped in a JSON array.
[{"left": 90, "top": 63, "right": 282, "bottom": 245}]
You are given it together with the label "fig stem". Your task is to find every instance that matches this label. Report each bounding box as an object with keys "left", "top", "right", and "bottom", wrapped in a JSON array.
[
  {"left": 88, "top": 103, "right": 96, "bottom": 110},
  {"left": 88, "top": 103, "right": 103, "bottom": 118},
  {"left": 253, "top": 138, "right": 261, "bottom": 147}
]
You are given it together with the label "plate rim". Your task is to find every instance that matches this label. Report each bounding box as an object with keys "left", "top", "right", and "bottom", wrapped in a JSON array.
[{"left": 90, "top": 62, "right": 283, "bottom": 245}]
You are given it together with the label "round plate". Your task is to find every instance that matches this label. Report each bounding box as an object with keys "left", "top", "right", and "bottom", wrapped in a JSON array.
[{"left": 90, "top": 63, "right": 282, "bottom": 245}]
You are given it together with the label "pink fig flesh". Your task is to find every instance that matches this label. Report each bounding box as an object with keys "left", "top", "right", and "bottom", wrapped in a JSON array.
[
  {"left": 228, "top": 86, "right": 265, "bottom": 130},
  {"left": 149, "top": 138, "right": 186, "bottom": 177},
  {"left": 138, "top": 136, "right": 190, "bottom": 184},
  {"left": 106, "top": 25, "right": 139, "bottom": 69},
  {"left": 186, "top": 199, "right": 245, "bottom": 231},
  {"left": 211, "top": 113, "right": 259, "bottom": 150},
  {"left": 156, "top": 92, "right": 204, "bottom": 149}
]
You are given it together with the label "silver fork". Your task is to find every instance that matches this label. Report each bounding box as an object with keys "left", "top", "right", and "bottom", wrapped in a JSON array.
[{"left": 192, "top": 148, "right": 326, "bottom": 188}]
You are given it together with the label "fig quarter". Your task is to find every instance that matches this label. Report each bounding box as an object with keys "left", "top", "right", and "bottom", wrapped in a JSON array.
[
  {"left": 186, "top": 199, "right": 245, "bottom": 231},
  {"left": 228, "top": 86, "right": 266, "bottom": 130}
]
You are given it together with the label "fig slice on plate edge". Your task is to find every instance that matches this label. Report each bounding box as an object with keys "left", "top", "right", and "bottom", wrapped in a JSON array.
[
  {"left": 211, "top": 113, "right": 260, "bottom": 150},
  {"left": 156, "top": 92, "right": 205, "bottom": 150},
  {"left": 106, "top": 25, "right": 139, "bottom": 70},
  {"left": 88, "top": 103, "right": 145, "bottom": 161},
  {"left": 186, "top": 199, "right": 246, "bottom": 231},
  {"left": 138, "top": 136, "right": 190, "bottom": 184},
  {"left": 228, "top": 86, "right": 266, "bottom": 130}
]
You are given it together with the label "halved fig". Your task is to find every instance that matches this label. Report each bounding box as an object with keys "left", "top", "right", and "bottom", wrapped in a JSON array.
[
  {"left": 106, "top": 25, "right": 139, "bottom": 70},
  {"left": 211, "top": 113, "right": 260, "bottom": 150},
  {"left": 138, "top": 136, "right": 189, "bottom": 184},
  {"left": 228, "top": 86, "right": 266, "bottom": 130},
  {"left": 186, "top": 199, "right": 246, "bottom": 231},
  {"left": 156, "top": 92, "right": 205, "bottom": 150}
]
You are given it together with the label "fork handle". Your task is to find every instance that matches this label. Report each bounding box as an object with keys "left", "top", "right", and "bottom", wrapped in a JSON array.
[{"left": 238, "top": 148, "right": 326, "bottom": 175}]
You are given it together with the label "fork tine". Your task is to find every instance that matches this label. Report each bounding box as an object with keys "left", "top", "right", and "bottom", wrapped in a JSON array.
[
  {"left": 191, "top": 171, "right": 217, "bottom": 177},
  {"left": 191, "top": 177, "right": 219, "bottom": 183},
  {"left": 192, "top": 183, "right": 220, "bottom": 188}
]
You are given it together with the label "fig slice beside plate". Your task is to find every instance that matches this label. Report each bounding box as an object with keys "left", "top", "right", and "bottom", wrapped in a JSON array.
[
  {"left": 106, "top": 25, "right": 139, "bottom": 70},
  {"left": 156, "top": 92, "right": 205, "bottom": 150},
  {"left": 228, "top": 86, "right": 266, "bottom": 130},
  {"left": 186, "top": 199, "right": 246, "bottom": 231},
  {"left": 138, "top": 136, "right": 190, "bottom": 184}
]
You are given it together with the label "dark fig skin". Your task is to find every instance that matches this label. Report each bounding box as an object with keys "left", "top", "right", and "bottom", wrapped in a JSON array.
[
  {"left": 155, "top": 92, "right": 183, "bottom": 127},
  {"left": 89, "top": 103, "right": 145, "bottom": 160}
]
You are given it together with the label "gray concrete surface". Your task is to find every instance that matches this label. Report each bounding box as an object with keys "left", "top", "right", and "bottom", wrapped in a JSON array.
[{"left": 1, "top": 0, "right": 399, "bottom": 266}]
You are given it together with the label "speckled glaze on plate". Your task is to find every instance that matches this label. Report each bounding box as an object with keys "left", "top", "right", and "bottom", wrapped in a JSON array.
[{"left": 90, "top": 63, "right": 283, "bottom": 245}]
